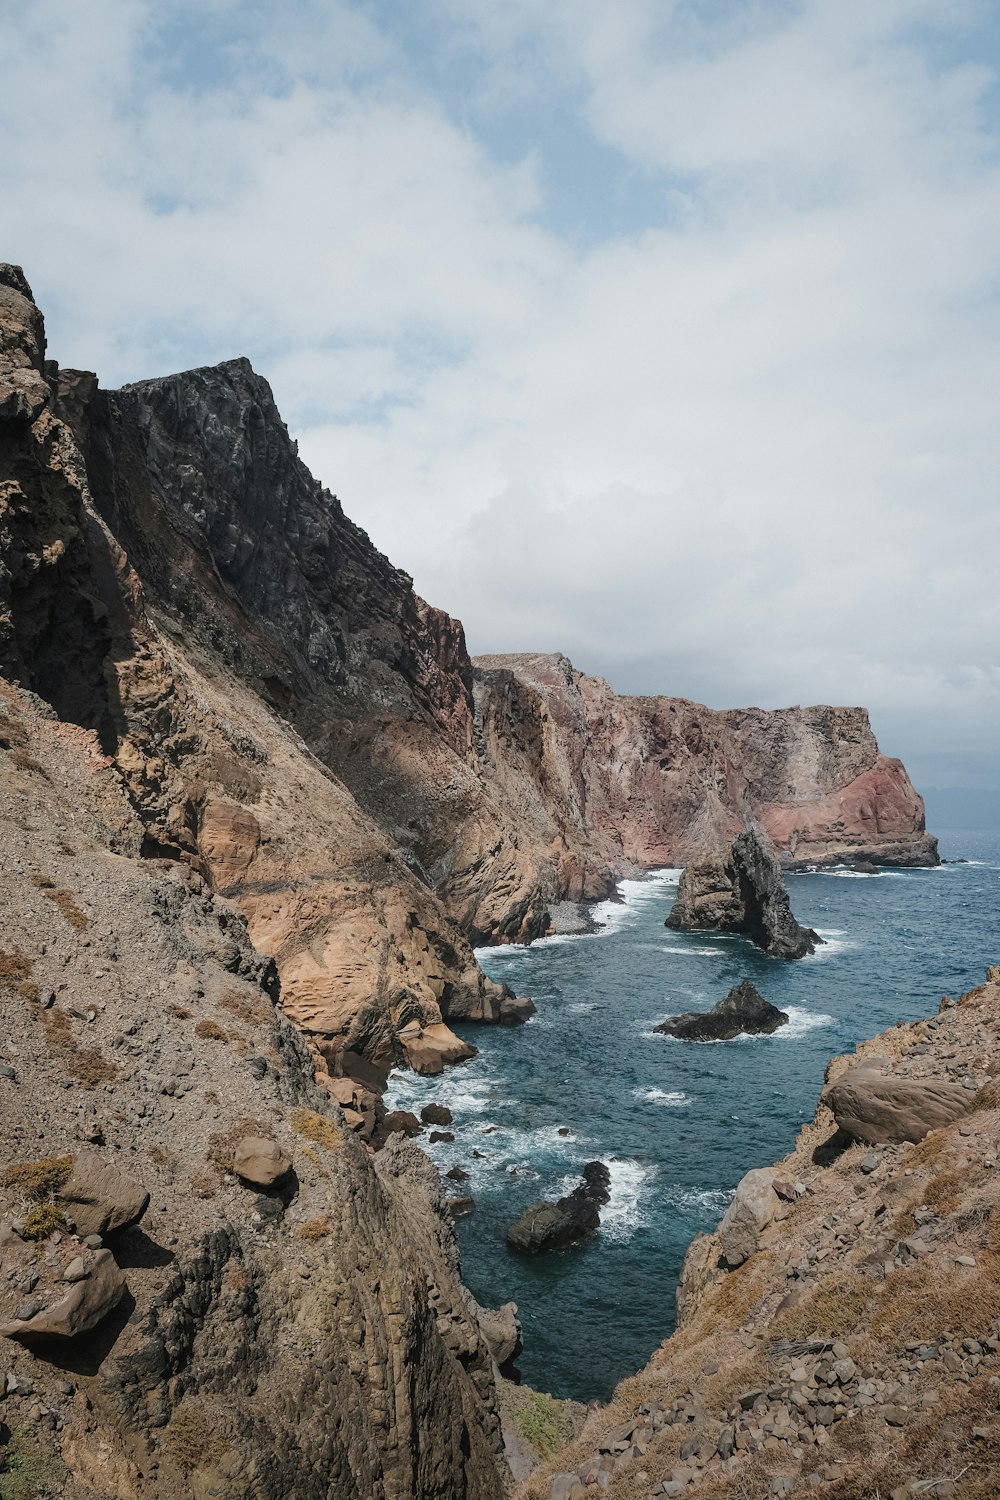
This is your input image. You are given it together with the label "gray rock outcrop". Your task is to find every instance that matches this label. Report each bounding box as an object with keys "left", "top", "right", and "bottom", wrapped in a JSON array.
[
  {"left": 666, "top": 825, "right": 822, "bottom": 959},
  {"left": 656, "top": 980, "right": 788, "bottom": 1041},
  {"left": 718, "top": 1168, "right": 778, "bottom": 1267},
  {"left": 507, "top": 1162, "right": 612, "bottom": 1254}
]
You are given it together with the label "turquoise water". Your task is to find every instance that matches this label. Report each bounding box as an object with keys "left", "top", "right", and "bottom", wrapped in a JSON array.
[{"left": 387, "top": 831, "right": 1000, "bottom": 1401}]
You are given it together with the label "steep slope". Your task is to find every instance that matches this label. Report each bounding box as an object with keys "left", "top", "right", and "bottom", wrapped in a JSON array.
[
  {"left": 0, "top": 266, "right": 520, "bottom": 1097},
  {"left": 523, "top": 970, "right": 1000, "bottom": 1500},
  {"left": 0, "top": 682, "right": 511, "bottom": 1500}
]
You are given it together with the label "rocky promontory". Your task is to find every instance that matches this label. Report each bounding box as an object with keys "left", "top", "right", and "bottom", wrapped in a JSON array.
[
  {"left": 656, "top": 981, "right": 789, "bottom": 1041},
  {"left": 666, "top": 825, "right": 822, "bottom": 959},
  {"left": 523, "top": 970, "right": 1000, "bottom": 1500}
]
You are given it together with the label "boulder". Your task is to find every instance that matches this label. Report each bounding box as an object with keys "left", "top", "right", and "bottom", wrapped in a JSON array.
[
  {"left": 398, "top": 1021, "right": 476, "bottom": 1076},
  {"left": 0, "top": 1250, "right": 125, "bottom": 1339},
  {"left": 420, "top": 1103, "right": 454, "bottom": 1127},
  {"left": 477, "top": 1300, "right": 522, "bottom": 1370},
  {"left": 667, "top": 825, "right": 821, "bottom": 959},
  {"left": 381, "top": 1110, "right": 423, "bottom": 1139},
  {"left": 719, "top": 1168, "right": 777, "bottom": 1267},
  {"left": 506, "top": 1162, "right": 611, "bottom": 1254},
  {"left": 445, "top": 1196, "right": 475, "bottom": 1216},
  {"left": 656, "top": 981, "right": 788, "bottom": 1041},
  {"left": 57, "top": 1151, "right": 149, "bottom": 1238},
  {"left": 232, "top": 1136, "right": 292, "bottom": 1188},
  {"left": 824, "top": 1064, "right": 972, "bottom": 1144}
]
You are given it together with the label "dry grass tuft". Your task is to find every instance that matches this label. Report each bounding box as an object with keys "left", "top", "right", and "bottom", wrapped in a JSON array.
[
  {"left": 973, "top": 1079, "right": 1000, "bottom": 1113},
  {"left": 906, "top": 1130, "right": 948, "bottom": 1167},
  {"left": 1, "top": 1155, "right": 75, "bottom": 1201},
  {"left": 42, "top": 887, "right": 88, "bottom": 931},
  {"left": 8, "top": 748, "right": 48, "bottom": 778},
  {"left": 291, "top": 1109, "right": 341, "bottom": 1153},
  {"left": 22, "top": 1203, "right": 68, "bottom": 1240},
  {"left": 67, "top": 1048, "right": 117, "bottom": 1089},
  {"left": 220, "top": 989, "right": 270, "bottom": 1026},
  {"left": 769, "top": 1279, "right": 873, "bottom": 1343},
  {"left": 194, "top": 1018, "right": 227, "bottom": 1041},
  {"left": 0, "top": 951, "right": 39, "bottom": 1003},
  {"left": 701, "top": 1252, "right": 776, "bottom": 1330},
  {"left": 164, "top": 1403, "right": 229, "bottom": 1472},
  {"left": 868, "top": 1261, "right": 1000, "bottom": 1348},
  {"left": 168, "top": 1002, "right": 192, "bottom": 1020},
  {"left": 0, "top": 712, "right": 28, "bottom": 750},
  {"left": 206, "top": 1117, "right": 268, "bottom": 1172},
  {"left": 923, "top": 1164, "right": 981, "bottom": 1216},
  {"left": 297, "top": 1216, "right": 333, "bottom": 1241}
]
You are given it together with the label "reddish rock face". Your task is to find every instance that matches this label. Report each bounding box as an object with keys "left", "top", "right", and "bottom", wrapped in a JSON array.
[{"left": 470, "top": 654, "right": 936, "bottom": 922}]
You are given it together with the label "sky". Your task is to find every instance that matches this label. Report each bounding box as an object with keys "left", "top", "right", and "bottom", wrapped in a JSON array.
[{"left": 2, "top": 0, "right": 999, "bottom": 792}]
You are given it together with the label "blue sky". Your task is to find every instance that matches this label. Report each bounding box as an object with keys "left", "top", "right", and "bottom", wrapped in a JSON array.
[{"left": 2, "top": 0, "right": 999, "bottom": 791}]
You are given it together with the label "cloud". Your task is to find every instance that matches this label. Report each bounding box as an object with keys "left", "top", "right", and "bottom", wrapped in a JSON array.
[{"left": 1, "top": 0, "right": 997, "bottom": 785}]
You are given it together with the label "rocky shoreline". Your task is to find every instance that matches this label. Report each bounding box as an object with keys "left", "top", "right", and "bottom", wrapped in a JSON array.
[{"left": 521, "top": 967, "right": 1000, "bottom": 1500}]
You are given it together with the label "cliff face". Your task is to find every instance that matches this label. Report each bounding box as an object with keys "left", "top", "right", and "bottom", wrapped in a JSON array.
[
  {"left": 0, "top": 685, "right": 510, "bottom": 1500},
  {"left": 473, "top": 653, "right": 937, "bottom": 902},
  {"left": 0, "top": 264, "right": 935, "bottom": 1055},
  {"left": 524, "top": 970, "right": 1000, "bottom": 1500}
]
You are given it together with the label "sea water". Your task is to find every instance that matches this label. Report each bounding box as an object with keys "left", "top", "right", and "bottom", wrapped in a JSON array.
[{"left": 386, "top": 831, "right": 1000, "bottom": 1401}]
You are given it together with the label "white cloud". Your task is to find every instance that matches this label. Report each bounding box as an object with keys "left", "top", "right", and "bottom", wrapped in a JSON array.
[{"left": 0, "top": 0, "right": 997, "bottom": 784}]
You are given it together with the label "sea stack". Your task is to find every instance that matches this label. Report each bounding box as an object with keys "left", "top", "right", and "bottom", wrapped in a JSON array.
[
  {"left": 655, "top": 980, "right": 789, "bottom": 1041},
  {"left": 666, "top": 825, "right": 822, "bottom": 959},
  {"left": 506, "top": 1162, "right": 612, "bottom": 1254}
]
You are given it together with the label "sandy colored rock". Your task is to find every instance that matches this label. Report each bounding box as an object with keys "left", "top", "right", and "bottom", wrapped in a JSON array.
[
  {"left": 824, "top": 1063, "right": 972, "bottom": 1144},
  {"left": 718, "top": 1167, "right": 777, "bottom": 1267},
  {"left": 58, "top": 1151, "right": 150, "bottom": 1238},
  {"left": 232, "top": 1136, "right": 292, "bottom": 1187},
  {"left": 0, "top": 1249, "right": 125, "bottom": 1340}
]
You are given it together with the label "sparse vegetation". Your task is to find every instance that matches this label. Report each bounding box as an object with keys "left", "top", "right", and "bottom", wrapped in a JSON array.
[
  {"left": 168, "top": 1002, "right": 192, "bottom": 1019},
  {"left": 42, "top": 887, "right": 88, "bottom": 931},
  {"left": 194, "top": 1018, "right": 228, "bottom": 1041},
  {"left": 164, "top": 1403, "right": 229, "bottom": 1472},
  {"left": 21, "top": 1204, "right": 68, "bottom": 1240},
  {"left": 8, "top": 749, "right": 48, "bottom": 779},
  {"left": 0, "top": 712, "right": 28, "bottom": 750},
  {"left": 0, "top": 951, "right": 39, "bottom": 1003},
  {"left": 220, "top": 989, "right": 269, "bottom": 1025},
  {"left": 291, "top": 1108, "right": 340, "bottom": 1152},
  {"left": 67, "top": 1048, "right": 117, "bottom": 1088},
  {"left": 0, "top": 1423, "right": 66, "bottom": 1500},
  {"left": 297, "top": 1215, "right": 333, "bottom": 1240},
  {"left": 0, "top": 1155, "right": 74, "bottom": 1201},
  {"left": 207, "top": 1117, "right": 268, "bottom": 1171},
  {"left": 769, "top": 1280, "right": 873, "bottom": 1342},
  {"left": 513, "top": 1391, "right": 577, "bottom": 1462}
]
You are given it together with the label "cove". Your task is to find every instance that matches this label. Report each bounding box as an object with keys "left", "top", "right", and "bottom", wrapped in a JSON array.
[{"left": 386, "top": 831, "right": 1000, "bottom": 1402}]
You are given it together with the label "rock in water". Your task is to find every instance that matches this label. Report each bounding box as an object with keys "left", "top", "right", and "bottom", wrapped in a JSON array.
[
  {"left": 506, "top": 1162, "right": 611, "bottom": 1254},
  {"left": 655, "top": 981, "right": 788, "bottom": 1041},
  {"left": 666, "top": 825, "right": 822, "bottom": 959}
]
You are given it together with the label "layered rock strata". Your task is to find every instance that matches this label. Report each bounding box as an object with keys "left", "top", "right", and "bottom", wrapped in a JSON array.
[
  {"left": 523, "top": 971, "right": 1000, "bottom": 1500},
  {"left": 666, "top": 825, "right": 822, "bottom": 959},
  {"left": 655, "top": 980, "right": 789, "bottom": 1041}
]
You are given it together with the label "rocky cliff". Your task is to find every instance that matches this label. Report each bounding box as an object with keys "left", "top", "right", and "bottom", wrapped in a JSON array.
[
  {"left": 524, "top": 969, "right": 1000, "bottom": 1500},
  {"left": 473, "top": 654, "right": 937, "bottom": 930}
]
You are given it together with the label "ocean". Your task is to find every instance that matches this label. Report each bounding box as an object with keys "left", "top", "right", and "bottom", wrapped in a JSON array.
[{"left": 385, "top": 830, "right": 1000, "bottom": 1402}]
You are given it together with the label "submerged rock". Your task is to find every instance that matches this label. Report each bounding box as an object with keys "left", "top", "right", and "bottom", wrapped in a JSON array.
[
  {"left": 506, "top": 1162, "right": 611, "bottom": 1254},
  {"left": 655, "top": 980, "right": 788, "bottom": 1042},
  {"left": 666, "top": 825, "right": 822, "bottom": 959}
]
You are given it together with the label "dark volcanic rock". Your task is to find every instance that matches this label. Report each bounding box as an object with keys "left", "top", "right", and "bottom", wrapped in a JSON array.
[
  {"left": 666, "top": 825, "right": 822, "bottom": 959},
  {"left": 506, "top": 1161, "right": 611, "bottom": 1254},
  {"left": 655, "top": 981, "right": 789, "bottom": 1041}
]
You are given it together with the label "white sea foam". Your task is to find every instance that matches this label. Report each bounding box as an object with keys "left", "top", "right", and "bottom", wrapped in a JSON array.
[
  {"left": 657, "top": 944, "right": 726, "bottom": 958},
  {"left": 568, "top": 1000, "right": 598, "bottom": 1013},
  {"left": 775, "top": 1005, "right": 834, "bottom": 1037},
  {"left": 633, "top": 1087, "right": 690, "bottom": 1107},
  {"left": 601, "top": 1158, "right": 656, "bottom": 1242},
  {"left": 590, "top": 868, "right": 682, "bottom": 933},
  {"left": 669, "top": 1185, "right": 733, "bottom": 1216}
]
